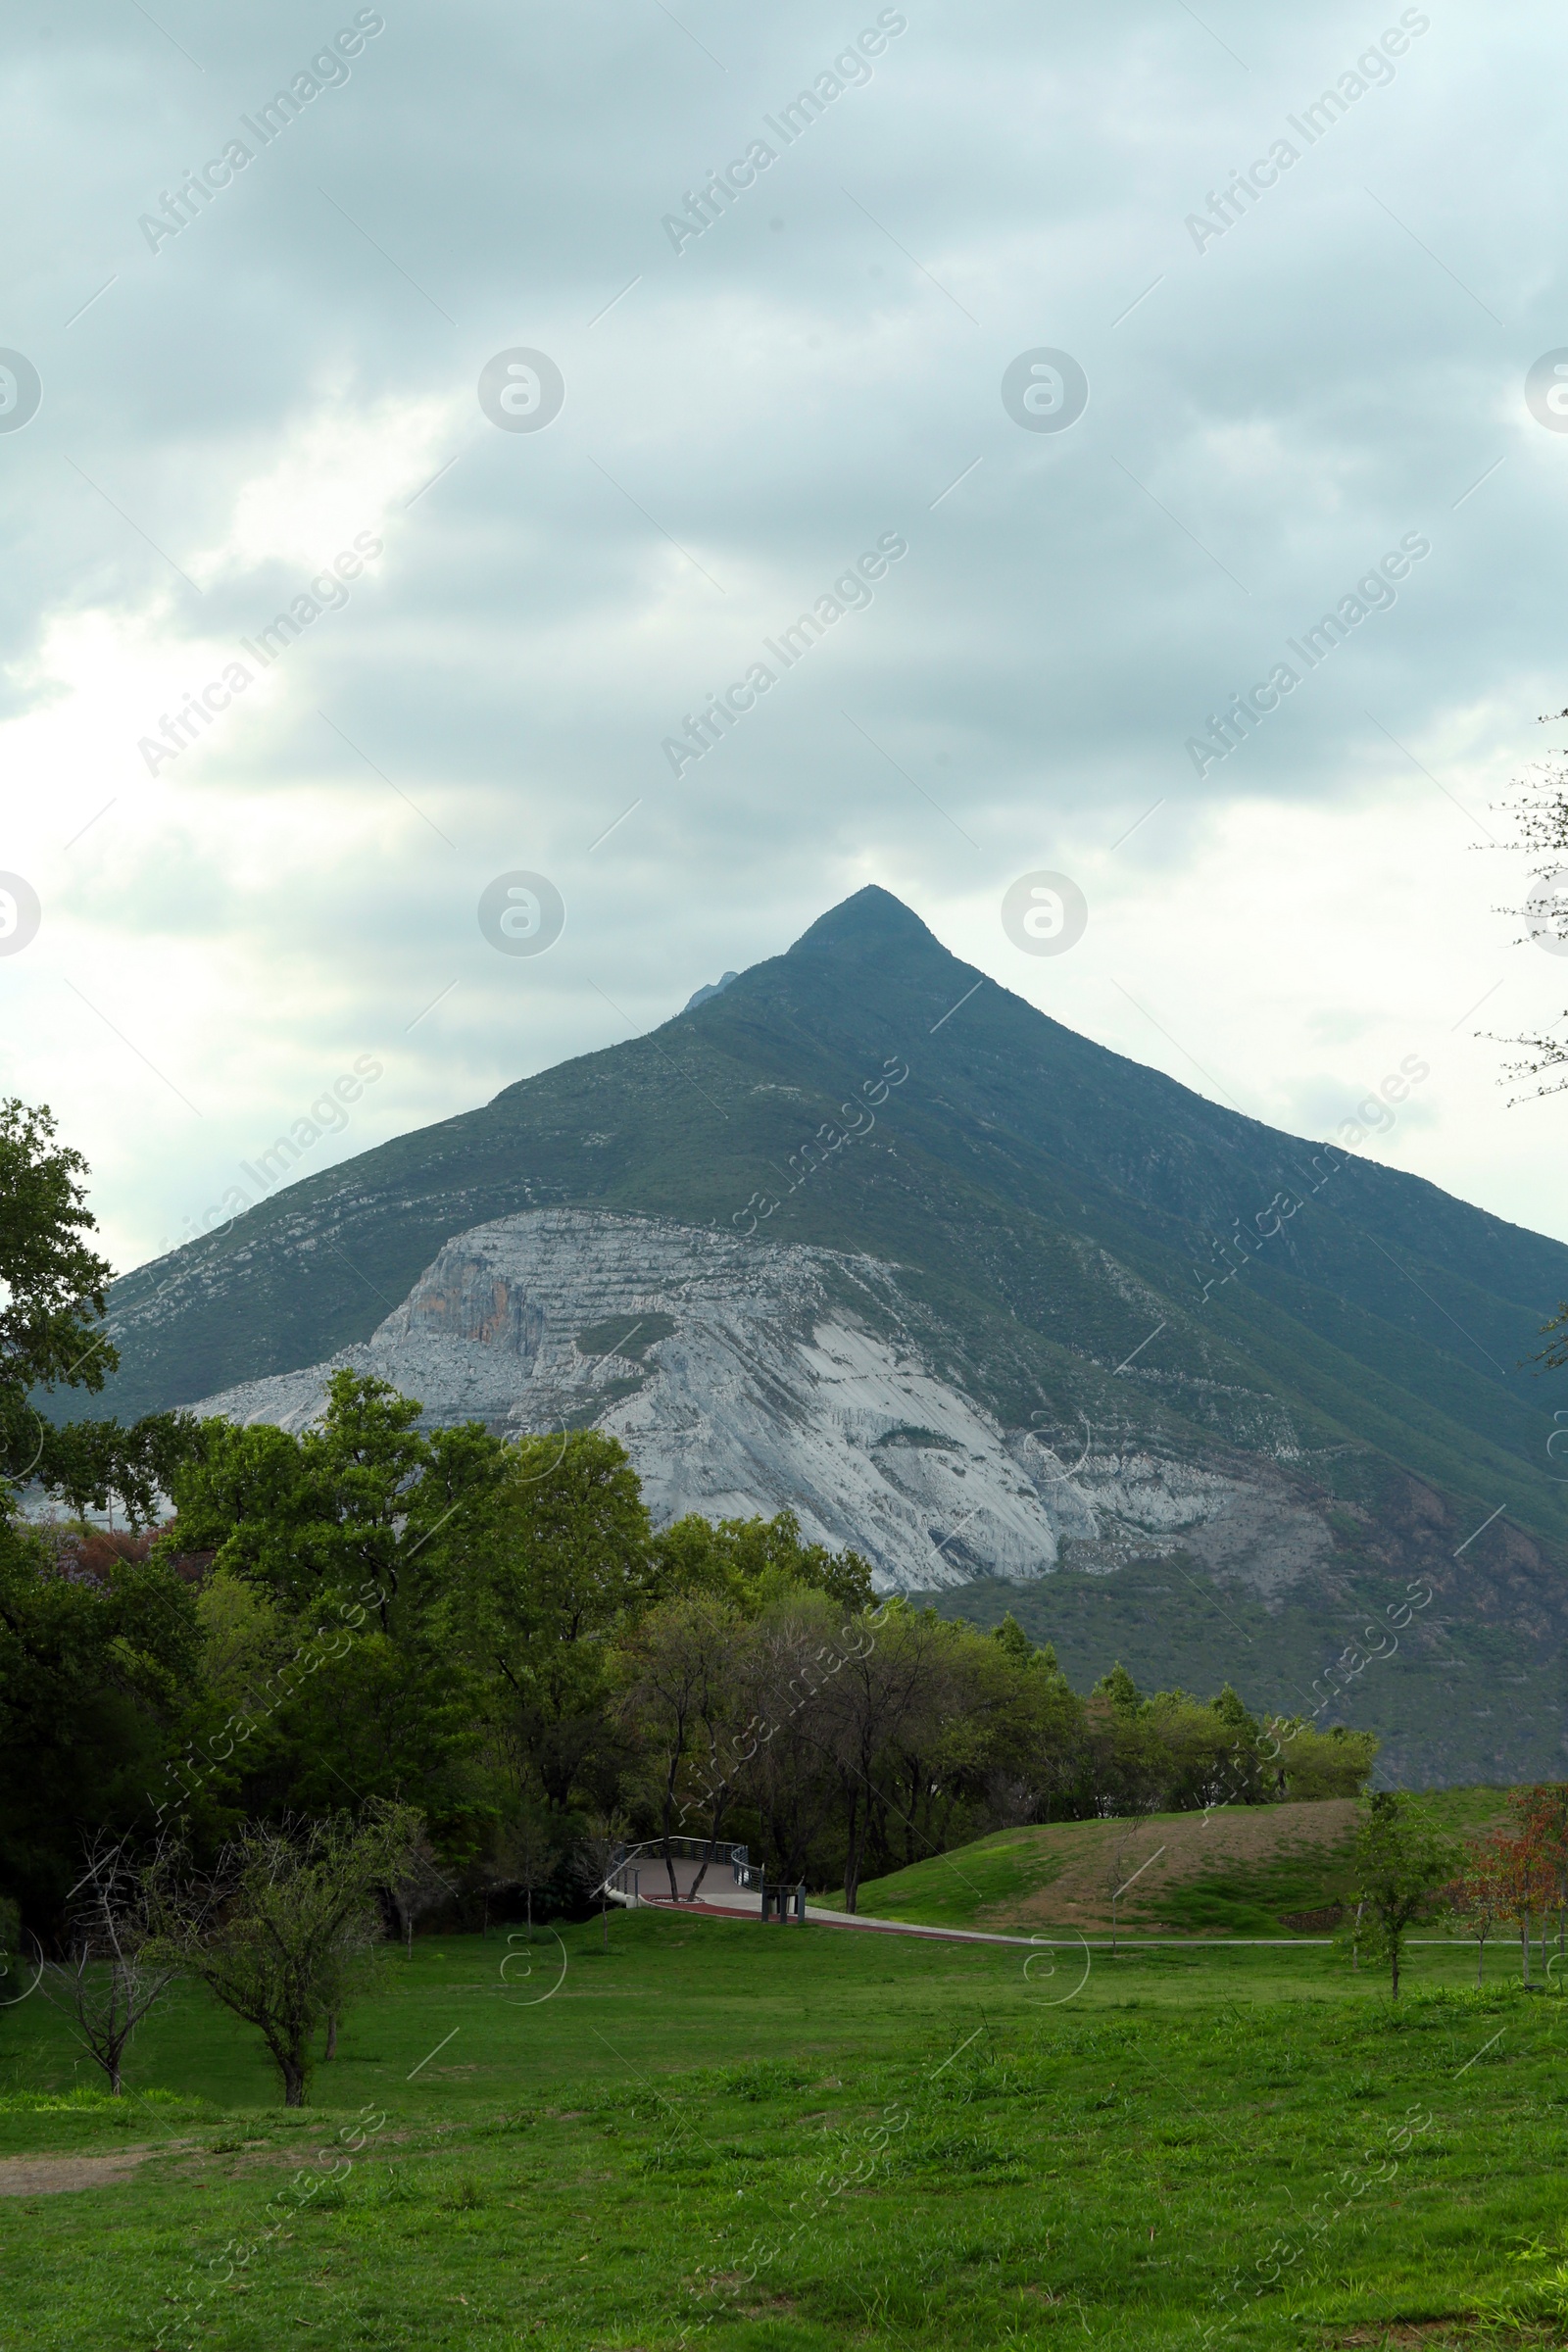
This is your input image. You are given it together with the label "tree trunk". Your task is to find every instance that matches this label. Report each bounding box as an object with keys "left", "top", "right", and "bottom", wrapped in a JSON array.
[
  {"left": 1521, "top": 1919, "right": 1531, "bottom": 1984},
  {"left": 601, "top": 1899, "right": 608, "bottom": 1951},
  {"left": 1476, "top": 1932, "right": 1485, "bottom": 1990},
  {"left": 1390, "top": 1940, "right": 1399, "bottom": 2000},
  {"left": 842, "top": 1786, "right": 862, "bottom": 1915},
  {"left": 689, "top": 1838, "right": 713, "bottom": 1903},
  {"left": 281, "top": 2058, "right": 307, "bottom": 2108},
  {"left": 323, "top": 2013, "right": 338, "bottom": 2061}
]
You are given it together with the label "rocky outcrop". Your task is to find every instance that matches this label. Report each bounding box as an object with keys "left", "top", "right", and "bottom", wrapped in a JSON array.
[{"left": 192, "top": 1208, "right": 1335, "bottom": 1594}]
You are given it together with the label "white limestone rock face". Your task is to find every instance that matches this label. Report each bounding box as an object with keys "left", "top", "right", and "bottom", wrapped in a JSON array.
[{"left": 191, "top": 1208, "right": 1320, "bottom": 1594}]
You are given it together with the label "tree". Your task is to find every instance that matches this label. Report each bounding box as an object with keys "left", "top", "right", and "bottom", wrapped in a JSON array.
[
  {"left": 1343, "top": 1791, "right": 1462, "bottom": 1998},
  {"left": 1101, "top": 1831, "right": 1152, "bottom": 1957},
  {"left": 491, "top": 1809, "right": 556, "bottom": 1939},
  {"left": 1095, "top": 1663, "right": 1144, "bottom": 1715},
  {"left": 1490, "top": 767, "right": 1568, "bottom": 1105},
  {"left": 1492, "top": 1817, "right": 1550, "bottom": 1985},
  {"left": 0, "top": 1100, "right": 116, "bottom": 1410},
  {"left": 152, "top": 1804, "right": 422, "bottom": 2105},
  {"left": 616, "top": 1592, "right": 746, "bottom": 1899},
  {"left": 1266, "top": 1719, "right": 1380, "bottom": 1803},
  {"left": 651, "top": 1510, "right": 874, "bottom": 1616},
  {"left": 164, "top": 1379, "right": 502, "bottom": 1850},
  {"left": 1007, "top": 1639, "right": 1086, "bottom": 1824},
  {"left": 821, "top": 1602, "right": 952, "bottom": 1913},
  {"left": 1447, "top": 1839, "right": 1508, "bottom": 1988},
  {"left": 464, "top": 1431, "right": 654, "bottom": 1814},
  {"left": 1508, "top": 1785, "right": 1568, "bottom": 1973},
  {"left": 883, "top": 1618, "right": 1073, "bottom": 1862},
  {"left": 0, "top": 1099, "right": 202, "bottom": 1519},
  {"left": 574, "top": 1811, "right": 629, "bottom": 1950},
  {"left": 0, "top": 1515, "right": 200, "bottom": 1928},
  {"left": 1080, "top": 1666, "right": 1166, "bottom": 1818},
  {"left": 729, "top": 1593, "right": 845, "bottom": 1885},
  {"left": 37, "top": 1834, "right": 176, "bottom": 2094},
  {"left": 31, "top": 1410, "right": 202, "bottom": 1531},
  {"left": 171, "top": 1372, "right": 506, "bottom": 1629}
]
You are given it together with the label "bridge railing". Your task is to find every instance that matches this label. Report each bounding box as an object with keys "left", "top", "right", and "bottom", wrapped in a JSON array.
[
  {"left": 599, "top": 1840, "right": 807, "bottom": 1920},
  {"left": 601, "top": 1837, "right": 752, "bottom": 1906}
]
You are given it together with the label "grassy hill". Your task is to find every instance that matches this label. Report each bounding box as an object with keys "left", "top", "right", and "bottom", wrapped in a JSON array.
[{"left": 839, "top": 1788, "right": 1517, "bottom": 1938}]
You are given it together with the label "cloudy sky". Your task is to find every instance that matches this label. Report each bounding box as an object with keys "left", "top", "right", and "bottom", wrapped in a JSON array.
[{"left": 4, "top": 0, "right": 1567, "bottom": 1275}]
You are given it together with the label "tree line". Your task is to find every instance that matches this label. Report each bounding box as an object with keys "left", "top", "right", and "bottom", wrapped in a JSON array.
[{"left": 1, "top": 1360, "right": 1381, "bottom": 1939}]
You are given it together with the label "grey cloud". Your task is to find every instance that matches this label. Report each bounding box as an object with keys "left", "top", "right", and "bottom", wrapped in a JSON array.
[{"left": 5, "top": 0, "right": 1567, "bottom": 1264}]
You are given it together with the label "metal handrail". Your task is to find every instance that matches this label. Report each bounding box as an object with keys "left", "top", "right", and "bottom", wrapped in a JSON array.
[{"left": 612, "top": 1836, "right": 749, "bottom": 1868}]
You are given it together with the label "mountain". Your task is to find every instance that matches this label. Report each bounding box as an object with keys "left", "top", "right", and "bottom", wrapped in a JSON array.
[{"left": 87, "top": 887, "right": 1568, "bottom": 1783}]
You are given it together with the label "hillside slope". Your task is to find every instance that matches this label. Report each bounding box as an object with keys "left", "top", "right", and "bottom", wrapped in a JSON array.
[{"left": 844, "top": 1792, "right": 1514, "bottom": 1938}]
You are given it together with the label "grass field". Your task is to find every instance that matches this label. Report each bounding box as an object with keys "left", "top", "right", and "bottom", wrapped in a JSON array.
[{"left": 2, "top": 1886, "right": 1565, "bottom": 2351}]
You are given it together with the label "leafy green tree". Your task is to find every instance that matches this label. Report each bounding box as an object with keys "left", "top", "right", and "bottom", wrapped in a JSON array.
[
  {"left": 484, "top": 1806, "right": 557, "bottom": 1937},
  {"left": 1094, "top": 1663, "right": 1144, "bottom": 1714},
  {"left": 0, "top": 1100, "right": 116, "bottom": 1409},
  {"left": 152, "top": 1803, "right": 422, "bottom": 2105},
  {"left": 172, "top": 1372, "right": 505, "bottom": 1627},
  {"left": 1080, "top": 1667, "right": 1166, "bottom": 1817},
  {"left": 882, "top": 1618, "right": 1083, "bottom": 1859},
  {"left": 0, "top": 1099, "right": 201, "bottom": 1521},
  {"left": 729, "top": 1589, "right": 851, "bottom": 1884},
  {"left": 463, "top": 1432, "right": 654, "bottom": 1813},
  {"left": 987, "top": 1613, "right": 1035, "bottom": 1668},
  {"left": 36, "top": 1409, "right": 201, "bottom": 1530},
  {"left": 0, "top": 1518, "right": 200, "bottom": 1926},
  {"left": 1341, "top": 1791, "right": 1462, "bottom": 1997},
  {"left": 1268, "top": 1718, "right": 1379, "bottom": 1801},
  {"left": 822, "top": 1601, "right": 955, "bottom": 1912},
  {"left": 164, "top": 1376, "right": 503, "bottom": 1849},
  {"left": 653, "top": 1510, "right": 873, "bottom": 1616},
  {"left": 615, "top": 1592, "right": 746, "bottom": 1898},
  {"left": 1208, "top": 1685, "right": 1263, "bottom": 1800}
]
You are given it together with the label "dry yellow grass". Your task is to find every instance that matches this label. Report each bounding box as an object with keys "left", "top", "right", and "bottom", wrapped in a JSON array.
[{"left": 975, "top": 1799, "right": 1363, "bottom": 1932}]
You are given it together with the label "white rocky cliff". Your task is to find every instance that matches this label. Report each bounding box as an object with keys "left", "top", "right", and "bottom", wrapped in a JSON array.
[{"left": 192, "top": 1209, "right": 1330, "bottom": 1595}]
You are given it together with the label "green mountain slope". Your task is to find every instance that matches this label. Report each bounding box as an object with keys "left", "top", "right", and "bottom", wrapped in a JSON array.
[
  {"left": 80, "top": 888, "right": 1568, "bottom": 1783},
  {"left": 95, "top": 887, "right": 1567, "bottom": 1511}
]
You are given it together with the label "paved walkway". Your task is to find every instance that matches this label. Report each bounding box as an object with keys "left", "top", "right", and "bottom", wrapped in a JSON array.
[
  {"left": 650, "top": 1896, "right": 1338, "bottom": 1948},
  {"left": 618, "top": 1848, "right": 1496, "bottom": 1951}
]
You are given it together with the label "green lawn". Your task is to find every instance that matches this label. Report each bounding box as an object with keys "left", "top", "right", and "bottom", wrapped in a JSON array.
[{"left": 2, "top": 1907, "right": 1565, "bottom": 2349}]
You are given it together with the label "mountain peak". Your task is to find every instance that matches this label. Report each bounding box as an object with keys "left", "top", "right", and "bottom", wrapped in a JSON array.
[{"left": 786, "top": 885, "right": 945, "bottom": 960}]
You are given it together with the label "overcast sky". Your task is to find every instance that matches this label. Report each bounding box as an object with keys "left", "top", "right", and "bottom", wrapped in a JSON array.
[{"left": 4, "top": 0, "right": 1566, "bottom": 1276}]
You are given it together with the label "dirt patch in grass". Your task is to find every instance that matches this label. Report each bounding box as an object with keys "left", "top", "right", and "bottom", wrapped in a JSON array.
[{"left": 0, "top": 2146, "right": 160, "bottom": 2196}]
